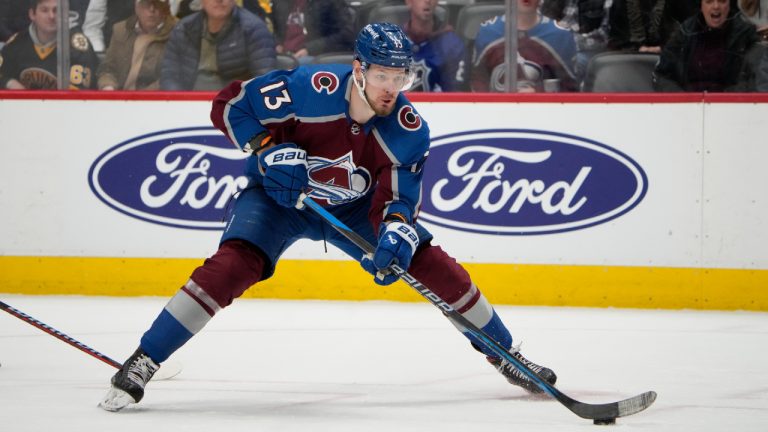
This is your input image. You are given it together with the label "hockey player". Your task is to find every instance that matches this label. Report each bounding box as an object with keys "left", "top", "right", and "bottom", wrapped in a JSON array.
[{"left": 99, "top": 22, "right": 557, "bottom": 412}]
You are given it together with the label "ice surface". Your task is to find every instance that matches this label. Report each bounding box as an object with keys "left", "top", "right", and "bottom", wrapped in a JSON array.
[{"left": 1, "top": 295, "right": 766, "bottom": 431}]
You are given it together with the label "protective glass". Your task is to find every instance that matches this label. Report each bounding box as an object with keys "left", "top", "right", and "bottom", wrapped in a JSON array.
[{"left": 363, "top": 68, "right": 415, "bottom": 92}]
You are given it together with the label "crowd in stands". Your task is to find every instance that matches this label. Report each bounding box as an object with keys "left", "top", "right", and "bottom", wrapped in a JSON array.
[{"left": 1, "top": 0, "right": 767, "bottom": 92}]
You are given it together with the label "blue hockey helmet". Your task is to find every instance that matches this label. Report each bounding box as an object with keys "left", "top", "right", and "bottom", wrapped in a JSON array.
[{"left": 354, "top": 23, "right": 413, "bottom": 71}]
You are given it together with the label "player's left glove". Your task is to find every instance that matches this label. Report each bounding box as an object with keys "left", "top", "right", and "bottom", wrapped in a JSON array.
[
  {"left": 258, "top": 142, "right": 308, "bottom": 207},
  {"left": 361, "top": 222, "right": 419, "bottom": 286}
]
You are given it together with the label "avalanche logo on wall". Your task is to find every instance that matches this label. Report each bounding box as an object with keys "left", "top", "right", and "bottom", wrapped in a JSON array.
[
  {"left": 420, "top": 129, "right": 648, "bottom": 235},
  {"left": 88, "top": 127, "right": 248, "bottom": 230}
]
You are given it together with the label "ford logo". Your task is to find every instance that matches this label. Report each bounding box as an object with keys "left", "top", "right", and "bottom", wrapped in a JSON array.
[
  {"left": 88, "top": 127, "right": 248, "bottom": 230},
  {"left": 420, "top": 129, "right": 648, "bottom": 235}
]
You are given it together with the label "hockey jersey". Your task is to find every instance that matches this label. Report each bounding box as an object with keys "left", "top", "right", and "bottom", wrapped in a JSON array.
[
  {"left": 0, "top": 27, "right": 99, "bottom": 89},
  {"left": 471, "top": 15, "right": 578, "bottom": 92},
  {"left": 405, "top": 20, "right": 465, "bottom": 92},
  {"left": 211, "top": 63, "right": 430, "bottom": 225}
]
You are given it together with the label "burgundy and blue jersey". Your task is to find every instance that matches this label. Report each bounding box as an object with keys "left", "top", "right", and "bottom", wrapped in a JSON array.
[
  {"left": 211, "top": 63, "right": 430, "bottom": 225},
  {"left": 471, "top": 15, "right": 578, "bottom": 92}
]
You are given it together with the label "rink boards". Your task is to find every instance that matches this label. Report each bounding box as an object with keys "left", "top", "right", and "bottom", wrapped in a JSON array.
[{"left": 0, "top": 92, "right": 766, "bottom": 310}]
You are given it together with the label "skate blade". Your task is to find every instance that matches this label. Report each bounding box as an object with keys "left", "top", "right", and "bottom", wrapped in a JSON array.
[{"left": 98, "top": 387, "right": 136, "bottom": 412}]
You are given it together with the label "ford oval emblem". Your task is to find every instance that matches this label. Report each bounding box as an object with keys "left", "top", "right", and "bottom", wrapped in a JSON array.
[
  {"left": 420, "top": 129, "right": 648, "bottom": 235},
  {"left": 88, "top": 127, "right": 248, "bottom": 230}
]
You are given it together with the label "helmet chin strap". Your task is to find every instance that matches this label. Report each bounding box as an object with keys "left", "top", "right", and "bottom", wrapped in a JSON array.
[{"left": 353, "top": 68, "right": 375, "bottom": 113}]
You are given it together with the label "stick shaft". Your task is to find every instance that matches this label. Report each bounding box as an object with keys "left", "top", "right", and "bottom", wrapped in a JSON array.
[
  {"left": 0, "top": 300, "right": 122, "bottom": 369},
  {"left": 301, "top": 195, "right": 656, "bottom": 420}
]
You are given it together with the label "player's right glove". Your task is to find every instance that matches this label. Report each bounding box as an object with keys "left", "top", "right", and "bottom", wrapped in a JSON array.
[
  {"left": 258, "top": 142, "right": 309, "bottom": 207},
  {"left": 361, "top": 222, "right": 419, "bottom": 286}
]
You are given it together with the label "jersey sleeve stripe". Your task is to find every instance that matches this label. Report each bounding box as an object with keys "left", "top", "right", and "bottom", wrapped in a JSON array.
[{"left": 222, "top": 78, "right": 254, "bottom": 149}]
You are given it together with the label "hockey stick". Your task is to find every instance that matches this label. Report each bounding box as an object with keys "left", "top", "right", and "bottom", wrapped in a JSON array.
[
  {"left": 0, "top": 300, "right": 181, "bottom": 380},
  {"left": 299, "top": 195, "right": 656, "bottom": 422}
]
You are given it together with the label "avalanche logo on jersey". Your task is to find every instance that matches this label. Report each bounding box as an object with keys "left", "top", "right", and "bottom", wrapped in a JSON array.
[
  {"left": 311, "top": 71, "right": 340, "bottom": 95},
  {"left": 398, "top": 105, "right": 422, "bottom": 131},
  {"left": 306, "top": 151, "right": 372, "bottom": 205},
  {"left": 419, "top": 129, "right": 648, "bottom": 235}
]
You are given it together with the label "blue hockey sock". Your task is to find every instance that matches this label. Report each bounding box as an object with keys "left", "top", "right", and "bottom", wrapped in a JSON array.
[
  {"left": 138, "top": 282, "right": 220, "bottom": 363},
  {"left": 140, "top": 309, "right": 194, "bottom": 363},
  {"left": 464, "top": 310, "right": 513, "bottom": 357}
]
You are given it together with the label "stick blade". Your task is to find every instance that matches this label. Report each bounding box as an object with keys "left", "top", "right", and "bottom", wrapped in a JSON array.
[
  {"left": 617, "top": 390, "right": 657, "bottom": 417},
  {"left": 565, "top": 390, "right": 657, "bottom": 420},
  {"left": 151, "top": 360, "right": 182, "bottom": 381}
]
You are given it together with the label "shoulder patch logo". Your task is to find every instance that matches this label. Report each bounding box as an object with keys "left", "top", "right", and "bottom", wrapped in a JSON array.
[
  {"left": 71, "top": 33, "right": 90, "bottom": 51},
  {"left": 311, "top": 71, "right": 339, "bottom": 95},
  {"left": 398, "top": 105, "right": 422, "bottom": 131}
]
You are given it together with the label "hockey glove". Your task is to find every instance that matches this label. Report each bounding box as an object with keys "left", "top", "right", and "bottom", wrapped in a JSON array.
[
  {"left": 361, "top": 222, "right": 419, "bottom": 286},
  {"left": 259, "top": 143, "right": 309, "bottom": 207}
]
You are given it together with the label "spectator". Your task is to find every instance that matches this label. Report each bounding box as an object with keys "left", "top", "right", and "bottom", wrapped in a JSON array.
[
  {"left": 1, "top": 0, "right": 89, "bottom": 46},
  {"left": 68, "top": 0, "right": 93, "bottom": 29},
  {"left": 609, "top": 0, "right": 668, "bottom": 53},
  {"left": 653, "top": 0, "right": 764, "bottom": 92},
  {"left": 83, "top": 0, "right": 142, "bottom": 55},
  {"left": 177, "top": 0, "right": 270, "bottom": 26},
  {"left": 738, "top": 0, "right": 768, "bottom": 40},
  {"left": 0, "top": 0, "right": 99, "bottom": 90},
  {"left": 402, "top": 0, "right": 465, "bottom": 91},
  {"left": 160, "top": 0, "right": 276, "bottom": 91},
  {"left": 471, "top": 0, "right": 578, "bottom": 92},
  {"left": 757, "top": 44, "right": 768, "bottom": 90},
  {"left": 97, "top": 0, "right": 177, "bottom": 90},
  {"left": 541, "top": 0, "right": 614, "bottom": 80},
  {"left": 272, "top": 0, "right": 355, "bottom": 65}
]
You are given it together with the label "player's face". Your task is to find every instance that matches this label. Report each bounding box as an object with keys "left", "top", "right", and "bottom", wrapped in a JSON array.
[
  {"left": 702, "top": 0, "right": 729, "bottom": 29},
  {"left": 360, "top": 64, "right": 413, "bottom": 116},
  {"left": 406, "top": 0, "right": 438, "bottom": 22},
  {"left": 29, "top": 0, "right": 58, "bottom": 37},
  {"left": 202, "top": 0, "right": 235, "bottom": 21}
]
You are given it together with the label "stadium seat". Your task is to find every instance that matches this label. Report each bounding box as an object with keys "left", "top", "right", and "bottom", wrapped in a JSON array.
[
  {"left": 352, "top": 0, "right": 400, "bottom": 32},
  {"left": 454, "top": 3, "right": 506, "bottom": 42},
  {"left": 312, "top": 52, "right": 356, "bottom": 65},
  {"left": 454, "top": 2, "right": 506, "bottom": 90},
  {"left": 366, "top": 4, "right": 449, "bottom": 27},
  {"left": 438, "top": 0, "right": 475, "bottom": 27},
  {"left": 581, "top": 52, "right": 660, "bottom": 92},
  {"left": 276, "top": 53, "right": 299, "bottom": 71}
]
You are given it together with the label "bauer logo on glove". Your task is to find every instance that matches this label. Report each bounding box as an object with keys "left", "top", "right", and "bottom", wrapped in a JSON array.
[
  {"left": 258, "top": 143, "right": 309, "bottom": 207},
  {"left": 360, "top": 221, "right": 419, "bottom": 286},
  {"left": 260, "top": 145, "right": 307, "bottom": 166}
]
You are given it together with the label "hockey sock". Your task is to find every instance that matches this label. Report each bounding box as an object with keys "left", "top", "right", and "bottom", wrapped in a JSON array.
[
  {"left": 462, "top": 309, "right": 513, "bottom": 357},
  {"left": 408, "top": 245, "right": 514, "bottom": 355},
  {"left": 140, "top": 240, "right": 266, "bottom": 363},
  {"left": 140, "top": 280, "right": 217, "bottom": 363}
]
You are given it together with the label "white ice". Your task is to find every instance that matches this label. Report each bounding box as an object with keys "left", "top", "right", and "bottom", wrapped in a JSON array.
[{"left": 1, "top": 295, "right": 767, "bottom": 431}]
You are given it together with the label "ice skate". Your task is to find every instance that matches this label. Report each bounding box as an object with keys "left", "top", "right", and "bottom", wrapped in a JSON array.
[
  {"left": 488, "top": 347, "right": 557, "bottom": 394},
  {"left": 98, "top": 348, "right": 159, "bottom": 412}
]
